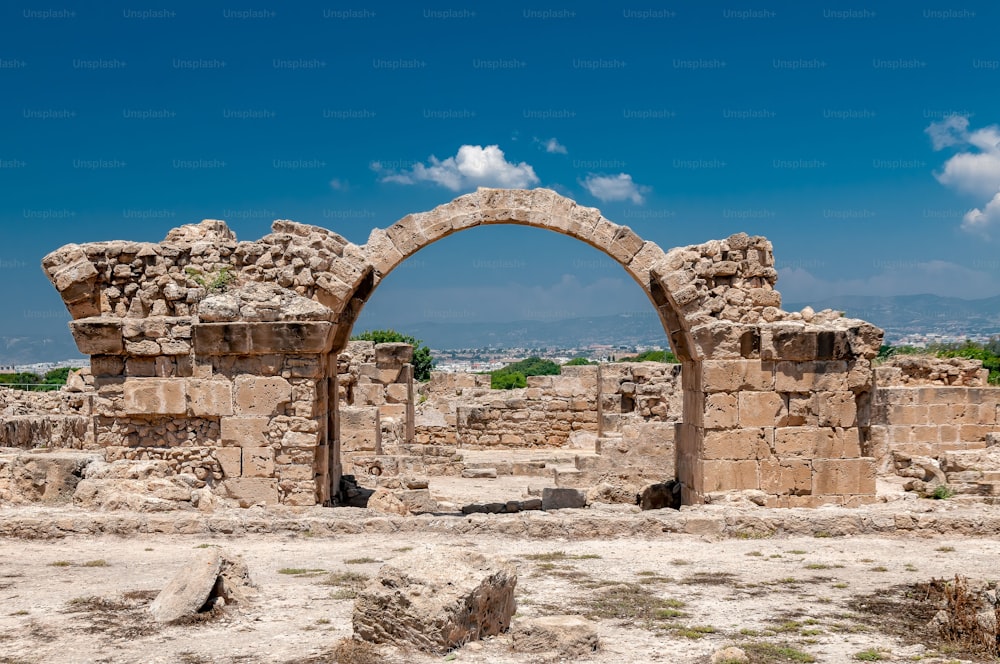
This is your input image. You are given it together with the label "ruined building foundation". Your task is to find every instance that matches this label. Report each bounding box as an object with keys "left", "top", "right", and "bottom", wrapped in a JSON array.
[{"left": 39, "top": 187, "right": 902, "bottom": 507}]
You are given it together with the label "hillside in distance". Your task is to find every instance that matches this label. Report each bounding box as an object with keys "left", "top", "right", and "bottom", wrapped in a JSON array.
[{"left": 400, "top": 294, "right": 1000, "bottom": 350}]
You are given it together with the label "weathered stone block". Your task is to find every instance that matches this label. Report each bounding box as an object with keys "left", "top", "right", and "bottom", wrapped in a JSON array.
[
  {"left": 243, "top": 447, "right": 274, "bottom": 477},
  {"left": 703, "top": 393, "right": 737, "bottom": 429},
  {"left": 220, "top": 416, "right": 269, "bottom": 447},
  {"left": 775, "top": 361, "right": 848, "bottom": 392},
  {"left": 811, "top": 458, "right": 876, "bottom": 495},
  {"left": 760, "top": 458, "right": 812, "bottom": 495},
  {"left": 738, "top": 391, "right": 786, "bottom": 427},
  {"left": 542, "top": 487, "right": 587, "bottom": 510},
  {"left": 123, "top": 378, "right": 187, "bottom": 416},
  {"left": 70, "top": 319, "right": 124, "bottom": 355},
  {"left": 353, "top": 548, "right": 517, "bottom": 653},
  {"left": 248, "top": 322, "right": 333, "bottom": 354},
  {"left": 701, "top": 459, "right": 759, "bottom": 492},
  {"left": 702, "top": 360, "right": 774, "bottom": 393},
  {"left": 215, "top": 448, "right": 242, "bottom": 477},
  {"left": 234, "top": 376, "right": 291, "bottom": 416},
  {"left": 187, "top": 379, "right": 233, "bottom": 417},
  {"left": 222, "top": 477, "right": 279, "bottom": 506},
  {"left": 192, "top": 323, "right": 251, "bottom": 355},
  {"left": 702, "top": 427, "right": 772, "bottom": 460}
]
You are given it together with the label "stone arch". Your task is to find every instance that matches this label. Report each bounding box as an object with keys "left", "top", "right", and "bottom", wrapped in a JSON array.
[{"left": 336, "top": 188, "right": 692, "bottom": 361}]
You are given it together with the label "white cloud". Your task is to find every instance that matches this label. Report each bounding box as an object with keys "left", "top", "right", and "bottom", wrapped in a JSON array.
[
  {"left": 581, "top": 173, "right": 650, "bottom": 204},
  {"left": 374, "top": 144, "right": 539, "bottom": 191},
  {"left": 329, "top": 178, "right": 349, "bottom": 192},
  {"left": 927, "top": 115, "right": 1000, "bottom": 235},
  {"left": 535, "top": 137, "right": 567, "bottom": 154},
  {"left": 963, "top": 191, "right": 1000, "bottom": 234}
]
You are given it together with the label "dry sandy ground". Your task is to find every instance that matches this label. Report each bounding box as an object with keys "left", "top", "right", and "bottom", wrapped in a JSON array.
[{"left": 1, "top": 518, "right": 997, "bottom": 664}]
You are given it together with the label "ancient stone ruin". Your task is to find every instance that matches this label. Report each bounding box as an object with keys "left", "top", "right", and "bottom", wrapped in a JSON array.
[{"left": 27, "top": 187, "right": 999, "bottom": 509}]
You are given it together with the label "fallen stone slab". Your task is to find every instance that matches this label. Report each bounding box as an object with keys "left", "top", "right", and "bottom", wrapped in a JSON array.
[
  {"left": 353, "top": 547, "right": 517, "bottom": 653},
  {"left": 542, "top": 487, "right": 586, "bottom": 510},
  {"left": 149, "top": 548, "right": 253, "bottom": 623},
  {"left": 462, "top": 467, "right": 497, "bottom": 479},
  {"left": 510, "top": 614, "right": 599, "bottom": 659}
]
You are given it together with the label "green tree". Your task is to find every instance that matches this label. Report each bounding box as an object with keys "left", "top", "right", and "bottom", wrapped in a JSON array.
[
  {"left": 490, "top": 356, "right": 560, "bottom": 389},
  {"left": 618, "top": 349, "right": 677, "bottom": 363},
  {"left": 564, "top": 357, "right": 594, "bottom": 366},
  {"left": 350, "top": 329, "right": 434, "bottom": 381}
]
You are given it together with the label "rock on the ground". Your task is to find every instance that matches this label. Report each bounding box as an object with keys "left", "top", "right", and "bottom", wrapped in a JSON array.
[
  {"left": 510, "top": 615, "right": 599, "bottom": 659},
  {"left": 366, "top": 488, "right": 408, "bottom": 515},
  {"left": 353, "top": 547, "right": 517, "bottom": 653},
  {"left": 542, "top": 487, "right": 586, "bottom": 510},
  {"left": 637, "top": 480, "right": 682, "bottom": 510},
  {"left": 149, "top": 548, "right": 252, "bottom": 623},
  {"left": 711, "top": 646, "right": 749, "bottom": 663}
]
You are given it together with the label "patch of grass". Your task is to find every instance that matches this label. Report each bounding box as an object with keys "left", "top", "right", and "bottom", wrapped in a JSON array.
[
  {"left": 804, "top": 563, "right": 830, "bottom": 570},
  {"left": 833, "top": 582, "right": 849, "bottom": 589},
  {"left": 741, "top": 642, "right": 816, "bottom": 663},
  {"left": 672, "top": 625, "right": 716, "bottom": 639},
  {"left": 777, "top": 577, "right": 800, "bottom": 585},
  {"left": 787, "top": 550, "right": 808, "bottom": 555},
  {"left": 870, "top": 566, "right": 888, "bottom": 573},
  {"left": 144, "top": 547, "right": 153, "bottom": 552},
  {"left": 936, "top": 546, "right": 955, "bottom": 553},
  {"left": 904, "top": 564, "right": 918, "bottom": 572},
  {"left": 746, "top": 550, "right": 764, "bottom": 557},
  {"left": 682, "top": 572, "right": 739, "bottom": 586},
  {"left": 194, "top": 543, "right": 213, "bottom": 549},
  {"left": 854, "top": 649, "right": 885, "bottom": 661},
  {"left": 49, "top": 560, "right": 71, "bottom": 567},
  {"left": 344, "top": 557, "right": 377, "bottom": 565},
  {"left": 930, "top": 484, "right": 955, "bottom": 500},
  {"left": 813, "top": 531, "right": 833, "bottom": 538},
  {"left": 392, "top": 546, "right": 413, "bottom": 553},
  {"left": 316, "top": 618, "right": 330, "bottom": 625},
  {"left": 9, "top": 610, "right": 29, "bottom": 616},
  {"left": 321, "top": 571, "right": 369, "bottom": 601},
  {"left": 670, "top": 558, "right": 692, "bottom": 566},
  {"left": 734, "top": 530, "right": 773, "bottom": 540},
  {"left": 278, "top": 568, "right": 325, "bottom": 576},
  {"left": 82, "top": 560, "right": 108, "bottom": 568},
  {"left": 769, "top": 554, "right": 783, "bottom": 559},
  {"left": 584, "top": 583, "right": 686, "bottom": 630},
  {"left": 523, "top": 551, "right": 600, "bottom": 561}
]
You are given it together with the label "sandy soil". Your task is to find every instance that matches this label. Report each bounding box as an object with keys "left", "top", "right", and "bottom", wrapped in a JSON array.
[{"left": 1, "top": 519, "right": 996, "bottom": 664}]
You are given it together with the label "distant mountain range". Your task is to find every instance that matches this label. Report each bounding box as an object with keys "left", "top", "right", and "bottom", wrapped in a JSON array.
[
  {"left": 2, "top": 294, "right": 998, "bottom": 365},
  {"left": 409, "top": 294, "right": 1000, "bottom": 350}
]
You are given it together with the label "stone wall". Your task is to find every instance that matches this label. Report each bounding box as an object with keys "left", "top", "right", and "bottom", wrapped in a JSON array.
[
  {"left": 41, "top": 187, "right": 886, "bottom": 507},
  {"left": 0, "top": 386, "right": 93, "bottom": 450}
]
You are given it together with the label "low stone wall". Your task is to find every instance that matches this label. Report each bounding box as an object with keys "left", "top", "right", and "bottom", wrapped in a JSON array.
[
  {"left": 871, "top": 386, "right": 1000, "bottom": 468},
  {"left": 877, "top": 355, "right": 991, "bottom": 387},
  {"left": 0, "top": 387, "right": 94, "bottom": 450}
]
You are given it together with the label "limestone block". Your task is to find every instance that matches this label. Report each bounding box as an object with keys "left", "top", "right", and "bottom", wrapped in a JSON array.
[
  {"left": 233, "top": 376, "right": 291, "bottom": 416},
  {"left": 510, "top": 615, "right": 600, "bottom": 660},
  {"left": 53, "top": 258, "right": 99, "bottom": 302},
  {"left": 220, "top": 416, "right": 269, "bottom": 447},
  {"left": 223, "top": 477, "right": 279, "bottom": 506},
  {"left": 816, "top": 391, "right": 857, "bottom": 427},
  {"left": 385, "top": 383, "right": 409, "bottom": 404},
  {"left": 774, "top": 427, "right": 861, "bottom": 458},
  {"left": 187, "top": 379, "right": 233, "bottom": 417},
  {"left": 192, "top": 323, "right": 251, "bottom": 355},
  {"left": 353, "top": 383, "right": 385, "bottom": 405},
  {"left": 123, "top": 378, "right": 187, "bottom": 416},
  {"left": 759, "top": 458, "right": 812, "bottom": 496},
  {"left": 215, "top": 448, "right": 242, "bottom": 477},
  {"left": 775, "top": 361, "right": 849, "bottom": 392},
  {"left": 243, "top": 447, "right": 275, "bottom": 478},
  {"left": 70, "top": 319, "right": 125, "bottom": 355},
  {"left": 278, "top": 463, "right": 312, "bottom": 481},
  {"left": 702, "top": 428, "right": 772, "bottom": 460},
  {"left": 375, "top": 342, "right": 413, "bottom": 367},
  {"left": 701, "top": 459, "right": 759, "bottom": 492},
  {"left": 248, "top": 322, "right": 333, "bottom": 354},
  {"left": 281, "top": 430, "right": 319, "bottom": 448},
  {"left": 811, "top": 458, "right": 875, "bottom": 495},
  {"left": 353, "top": 548, "right": 517, "bottom": 653},
  {"left": 738, "top": 391, "right": 786, "bottom": 427},
  {"left": 702, "top": 359, "right": 775, "bottom": 393},
  {"left": 149, "top": 549, "right": 223, "bottom": 623}
]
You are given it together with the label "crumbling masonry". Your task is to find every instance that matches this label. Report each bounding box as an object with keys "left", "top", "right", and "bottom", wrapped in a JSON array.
[{"left": 42, "top": 187, "right": 893, "bottom": 507}]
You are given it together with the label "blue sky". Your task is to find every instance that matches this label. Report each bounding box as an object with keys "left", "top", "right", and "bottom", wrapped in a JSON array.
[{"left": 3, "top": 1, "right": 999, "bottom": 345}]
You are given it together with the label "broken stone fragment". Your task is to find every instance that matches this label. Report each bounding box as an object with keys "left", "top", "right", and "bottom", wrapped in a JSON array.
[{"left": 149, "top": 548, "right": 253, "bottom": 623}]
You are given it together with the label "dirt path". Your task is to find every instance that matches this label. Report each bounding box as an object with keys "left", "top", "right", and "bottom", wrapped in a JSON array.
[{"left": 0, "top": 526, "right": 995, "bottom": 663}]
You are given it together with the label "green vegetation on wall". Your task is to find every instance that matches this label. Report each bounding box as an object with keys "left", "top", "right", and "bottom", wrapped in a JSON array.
[
  {"left": 617, "top": 349, "right": 678, "bottom": 363},
  {"left": 878, "top": 338, "right": 1000, "bottom": 385},
  {"left": 350, "top": 329, "right": 434, "bottom": 381},
  {"left": 0, "top": 367, "right": 79, "bottom": 392},
  {"left": 490, "top": 356, "right": 561, "bottom": 390}
]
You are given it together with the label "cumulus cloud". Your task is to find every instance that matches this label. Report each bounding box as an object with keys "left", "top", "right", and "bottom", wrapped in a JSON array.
[
  {"left": 328, "top": 177, "right": 350, "bottom": 192},
  {"left": 535, "top": 137, "right": 568, "bottom": 154},
  {"left": 927, "top": 115, "right": 1000, "bottom": 236},
  {"left": 581, "top": 173, "right": 650, "bottom": 204},
  {"left": 373, "top": 144, "right": 539, "bottom": 191}
]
